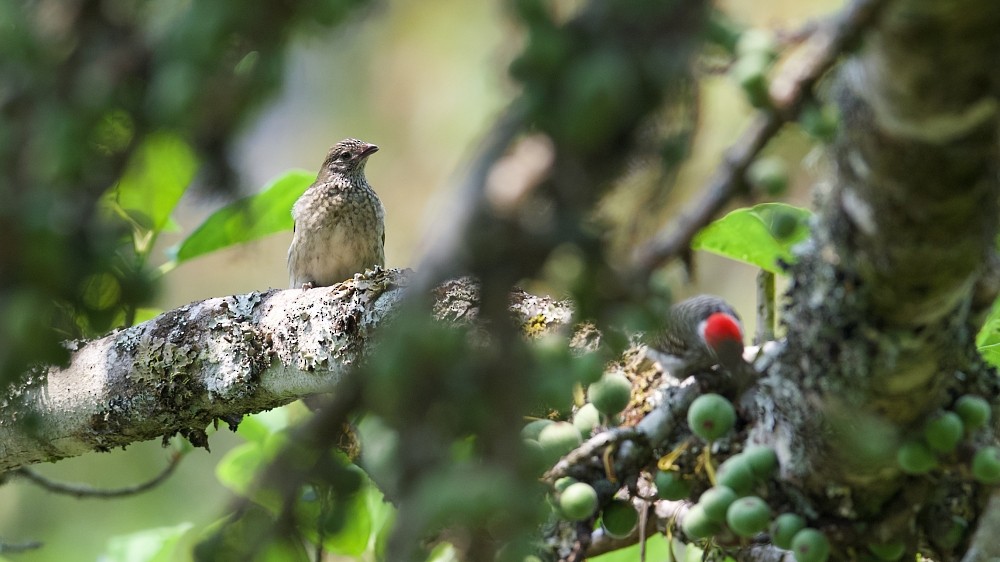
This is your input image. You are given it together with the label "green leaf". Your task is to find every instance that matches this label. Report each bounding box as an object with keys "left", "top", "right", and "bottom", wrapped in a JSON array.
[
  {"left": 171, "top": 170, "right": 314, "bottom": 264},
  {"left": 692, "top": 203, "right": 811, "bottom": 273},
  {"left": 590, "top": 534, "right": 670, "bottom": 561},
  {"left": 107, "top": 132, "right": 197, "bottom": 233},
  {"left": 103, "top": 522, "right": 196, "bottom": 562},
  {"left": 977, "top": 298, "right": 1000, "bottom": 368}
]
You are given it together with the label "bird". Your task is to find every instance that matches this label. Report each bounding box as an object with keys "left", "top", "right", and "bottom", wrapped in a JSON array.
[
  {"left": 646, "top": 295, "right": 749, "bottom": 379},
  {"left": 287, "top": 138, "right": 386, "bottom": 289}
]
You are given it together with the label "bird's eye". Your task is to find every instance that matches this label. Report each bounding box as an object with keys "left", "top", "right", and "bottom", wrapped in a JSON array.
[{"left": 338, "top": 151, "right": 352, "bottom": 161}]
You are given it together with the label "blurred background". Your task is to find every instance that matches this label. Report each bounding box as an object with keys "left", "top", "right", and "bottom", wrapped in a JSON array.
[{"left": 0, "top": 0, "right": 836, "bottom": 559}]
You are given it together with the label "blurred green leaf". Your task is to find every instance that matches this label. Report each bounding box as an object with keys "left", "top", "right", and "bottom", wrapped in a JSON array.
[
  {"left": 171, "top": 170, "right": 314, "bottom": 264},
  {"left": 299, "top": 472, "right": 373, "bottom": 556},
  {"left": 103, "top": 522, "right": 196, "bottom": 562},
  {"left": 107, "top": 133, "right": 197, "bottom": 233},
  {"left": 692, "top": 203, "right": 812, "bottom": 273},
  {"left": 215, "top": 442, "right": 264, "bottom": 497}
]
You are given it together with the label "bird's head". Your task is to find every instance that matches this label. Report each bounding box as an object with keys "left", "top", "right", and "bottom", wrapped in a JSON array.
[
  {"left": 698, "top": 310, "right": 745, "bottom": 372},
  {"left": 322, "top": 138, "right": 379, "bottom": 178}
]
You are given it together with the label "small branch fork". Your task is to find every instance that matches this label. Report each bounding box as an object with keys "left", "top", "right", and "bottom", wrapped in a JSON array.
[{"left": 630, "top": 0, "right": 890, "bottom": 277}]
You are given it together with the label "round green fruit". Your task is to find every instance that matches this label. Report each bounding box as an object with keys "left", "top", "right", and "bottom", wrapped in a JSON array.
[
  {"left": 698, "top": 486, "right": 737, "bottom": 522},
  {"left": 923, "top": 411, "right": 964, "bottom": 453},
  {"left": 539, "top": 422, "right": 582, "bottom": 459},
  {"left": 972, "top": 446, "right": 1000, "bottom": 484},
  {"left": 682, "top": 504, "right": 722, "bottom": 540},
  {"left": 867, "top": 541, "right": 905, "bottom": 561},
  {"left": 791, "top": 528, "right": 831, "bottom": 562},
  {"left": 554, "top": 476, "right": 577, "bottom": 493},
  {"left": 559, "top": 482, "right": 598, "bottom": 521},
  {"left": 736, "top": 29, "right": 778, "bottom": 60},
  {"left": 601, "top": 499, "right": 638, "bottom": 539},
  {"left": 768, "top": 209, "right": 801, "bottom": 240},
  {"left": 731, "top": 53, "right": 771, "bottom": 108},
  {"left": 954, "top": 395, "right": 991, "bottom": 430},
  {"left": 896, "top": 441, "right": 937, "bottom": 475},
  {"left": 654, "top": 470, "right": 692, "bottom": 501},
  {"left": 587, "top": 373, "right": 632, "bottom": 416},
  {"left": 520, "top": 419, "right": 553, "bottom": 441},
  {"left": 726, "top": 496, "right": 770, "bottom": 537},
  {"left": 743, "top": 445, "right": 779, "bottom": 478},
  {"left": 748, "top": 157, "right": 789, "bottom": 197},
  {"left": 687, "top": 393, "right": 736, "bottom": 442},
  {"left": 771, "top": 513, "right": 806, "bottom": 549},
  {"left": 799, "top": 102, "right": 840, "bottom": 142},
  {"left": 573, "top": 403, "right": 601, "bottom": 438},
  {"left": 717, "top": 454, "right": 756, "bottom": 495}
]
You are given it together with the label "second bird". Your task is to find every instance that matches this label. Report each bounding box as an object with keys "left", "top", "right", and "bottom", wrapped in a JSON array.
[{"left": 287, "top": 138, "right": 386, "bottom": 289}]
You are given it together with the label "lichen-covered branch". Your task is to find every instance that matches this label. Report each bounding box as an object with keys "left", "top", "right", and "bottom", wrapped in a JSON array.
[{"left": 0, "top": 269, "right": 406, "bottom": 471}]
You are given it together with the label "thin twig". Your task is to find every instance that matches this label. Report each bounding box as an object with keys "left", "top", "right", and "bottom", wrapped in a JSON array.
[
  {"left": 630, "top": 0, "right": 890, "bottom": 276},
  {"left": 15, "top": 451, "right": 183, "bottom": 498},
  {"left": 543, "top": 427, "right": 644, "bottom": 483},
  {"left": 0, "top": 540, "right": 44, "bottom": 554}
]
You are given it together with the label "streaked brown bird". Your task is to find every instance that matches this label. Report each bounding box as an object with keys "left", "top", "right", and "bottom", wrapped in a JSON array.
[{"left": 287, "top": 138, "right": 386, "bottom": 288}]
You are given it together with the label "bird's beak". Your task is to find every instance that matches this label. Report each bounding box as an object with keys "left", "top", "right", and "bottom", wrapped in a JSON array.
[{"left": 360, "top": 143, "right": 379, "bottom": 158}]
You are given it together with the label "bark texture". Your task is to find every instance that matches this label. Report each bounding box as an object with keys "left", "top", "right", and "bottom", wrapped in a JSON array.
[
  {"left": 767, "top": 0, "right": 1000, "bottom": 543},
  {"left": 0, "top": 270, "right": 574, "bottom": 473}
]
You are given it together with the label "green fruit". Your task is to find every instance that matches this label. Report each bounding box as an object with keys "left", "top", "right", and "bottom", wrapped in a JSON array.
[
  {"left": 896, "top": 441, "right": 937, "bottom": 474},
  {"left": 654, "top": 470, "right": 692, "bottom": 501},
  {"left": 556, "top": 50, "right": 639, "bottom": 152},
  {"left": 601, "top": 499, "right": 638, "bottom": 539},
  {"left": 923, "top": 411, "right": 964, "bottom": 453},
  {"left": 699, "top": 486, "right": 737, "bottom": 522},
  {"left": 743, "top": 445, "right": 779, "bottom": 478},
  {"left": 717, "top": 454, "right": 756, "bottom": 495},
  {"left": 972, "top": 446, "right": 1000, "bottom": 484},
  {"left": 573, "top": 403, "right": 601, "bottom": 438},
  {"left": 935, "top": 515, "right": 967, "bottom": 550},
  {"left": 748, "top": 157, "right": 789, "bottom": 197},
  {"left": 587, "top": 373, "right": 632, "bottom": 416},
  {"left": 867, "top": 541, "right": 905, "bottom": 561},
  {"left": 954, "top": 395, "right": 991, "bottom": 430},
  {"left": 687, "top": 393, "right": 736, "bottom": 442},
  {"left": 736, "top": 29, "right": 778, "bottom": 60},
  {"left": 771, "top": 513, "right": 806, "bottom": 549},
  {"left": 539, "top": 422, "right": 582, "bottom": 459},
  {"left": 554, "top": 476, "right": 577, "bottom": 493},
  {"left": 559, "top": 482, "right": 598, "bottom": 521},
  {"left": 799, "top": 102, "right": 840, "bottom": 142},
  {"left": 731, "top": 53, "right": 771, "bottom": 108},
  {"left": 521, "top": 419, "right": 554, "bottom": 441},
  {"left": 682, "top": 504, "right": 722, "bottom": 540},
  {"left": 791, "top": 528, "right": 831, "bottom": 562},
  {"left": 726, "top": 496, "right": 770, "bottom": 537},
  {"left": 574, "top": 352, "right": 605, "bottom": 385}
]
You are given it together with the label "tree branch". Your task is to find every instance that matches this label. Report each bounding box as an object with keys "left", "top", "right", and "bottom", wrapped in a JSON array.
[
  {"left": 631, "top": 0, "right": 890, "bottom": 276},
  {"left": 0, "top": 269, "right": 409, "bottom": 471}
]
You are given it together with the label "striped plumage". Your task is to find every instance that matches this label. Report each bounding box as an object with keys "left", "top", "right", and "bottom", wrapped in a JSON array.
[
  {"left": 287, "top": 138, "right": 386, "bottom": 289},
  {"left": 648, "top": 295, "right": 746, "bottom": 378}
]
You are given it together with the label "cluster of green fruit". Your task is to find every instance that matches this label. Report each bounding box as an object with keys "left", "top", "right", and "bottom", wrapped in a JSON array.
[
  {"left": 521, "top": 371, "right": 633, "bottom": 463},
  {"left": 896, "top": 394, "right": 997, "bottom": 482},
  {"left": 522, "top": 371, "right": 641, "bottom": 538},
  {"left": 554, "top": 478, "right": 640, "bottom": 539},
  {"left": 681, "top": 393, "right": 833, "bottom": 561}
]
